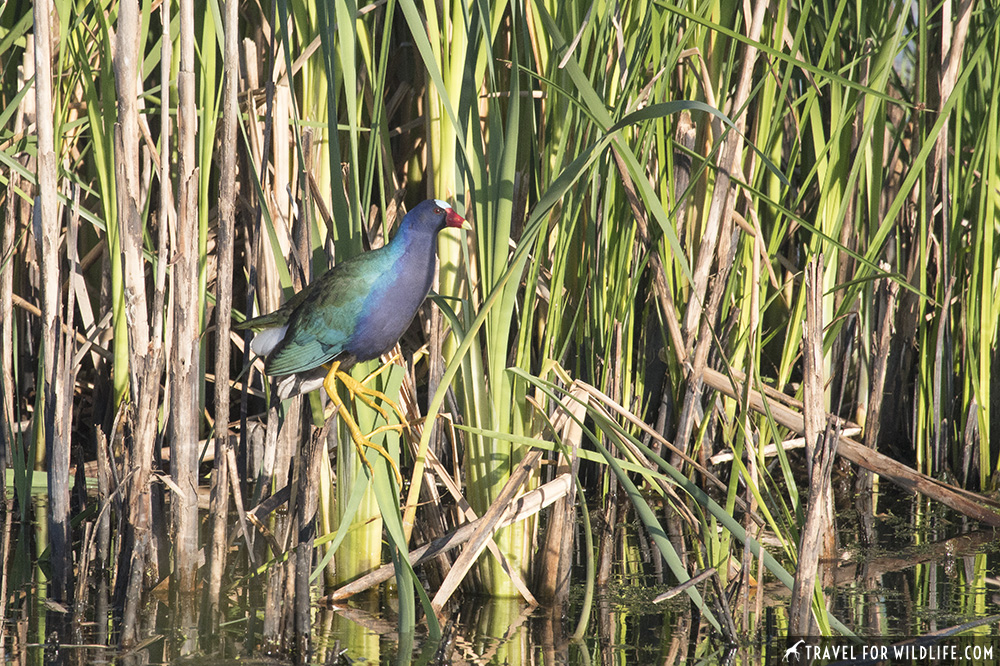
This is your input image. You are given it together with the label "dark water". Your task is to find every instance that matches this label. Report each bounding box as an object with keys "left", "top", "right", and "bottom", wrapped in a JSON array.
[{"left": 3, "top": 492, "right": 1000, "bottom": 665}]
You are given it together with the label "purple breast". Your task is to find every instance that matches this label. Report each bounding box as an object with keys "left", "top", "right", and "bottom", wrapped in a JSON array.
[{"left": 345, "top": 248, "right": 436, "bottom": 361}]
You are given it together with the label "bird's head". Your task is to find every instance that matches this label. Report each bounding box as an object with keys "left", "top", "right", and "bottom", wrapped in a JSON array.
[
  {"left": 402, "top": 199, "right": 471, "bottom": 235},
  {"left": 435, "top": 199, "right": 470, "bottom": 230}
]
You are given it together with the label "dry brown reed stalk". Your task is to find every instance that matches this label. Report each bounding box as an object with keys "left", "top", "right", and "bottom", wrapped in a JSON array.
[
  {"left": 430, "top": 449, "right": 545, "bottom": 614},
  {"left": 699, "top": 366, "right": 1000, "bottom": 527},
  {"left": 680, "top": 0, "right": 768, "bottom": 340},
  {"left": 33, "top": 0, "right": 73, "bottom": 604},
  {"left": 789, "top": 258, "right": 837, "bottom": 636},
  {"left": 111, "top": 0, "right": 167, "bottom": 645},
  {"left": 206, "top": 0, "right": 241, "bottom": 629},
  {"left": 324, "top": 473, "right": 573, "bottom": 602},
  {"left": 857, "top": 276, "right": 900, "bottom": 544},
  {"left": 420, "top": 444, "right": 538, "bottom": 605},
  {"left": 0, "top": 172, "right": 15, "bottom": 484},
  {"left": 171, "top": 0, "right": 202, "bottom": 619},
  {"left": 534, "top": 386, "right": 584, "bottom": 605},
  {"left": 56, "top": 188, "right": 81, "bottom": 593}
]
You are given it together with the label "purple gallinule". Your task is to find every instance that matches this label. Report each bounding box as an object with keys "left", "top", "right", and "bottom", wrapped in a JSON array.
[{"left": 237, "top": 199, "right": 470, "bottom": 481}]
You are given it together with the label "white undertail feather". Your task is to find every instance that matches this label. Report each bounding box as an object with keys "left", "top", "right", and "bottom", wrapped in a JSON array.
[
  {"left": 250, "top": 325, "right": 288, "bottom": 357},
  {"left": 276, "top": 370, "right": 326, "bottom": 400}
]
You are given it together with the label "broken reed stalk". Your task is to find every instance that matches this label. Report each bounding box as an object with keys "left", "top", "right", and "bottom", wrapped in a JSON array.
[
  {"left": 676, "top": 0, "right": 769, "bottom": 451},
  {"left": 291, "top": 132, "right": 315, "bottom": 654},
  {"left": 430, "top": 449, "right": 545, "bottom": 613},
  {"left": 698, "top": 367, "right": 1000, "bottom": 528},
  {"left": 420, "top": 444, "right": 537, "bottom": 605},
  {"left": 858, "top": 276, "right": 899, "bottom": 544},
  {"left": 7, "top": 293, "right": 111, "bottom": 359},
  {"left": 324, "top": 474, "right": 573, "bottom": 602},
  {"left": 294, "top": 429, "right": 321, "bottom": 653},
  {"left": 56, "top": 189, "right": 81, "bottom": 599}
]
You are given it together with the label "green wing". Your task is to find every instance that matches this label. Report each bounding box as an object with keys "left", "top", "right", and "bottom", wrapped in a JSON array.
[
  {"left": 263, "top": 252, "right": 384, "bottom": 376},
  {"left": 234, "top": 291, "right": 304, "bottom": 331}
]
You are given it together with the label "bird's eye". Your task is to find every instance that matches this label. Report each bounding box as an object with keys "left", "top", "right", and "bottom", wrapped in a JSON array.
[{"left": 434, "top": 207, "right": 443, "bottom": 214}]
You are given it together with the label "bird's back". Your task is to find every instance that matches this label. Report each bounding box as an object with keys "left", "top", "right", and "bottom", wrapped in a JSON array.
[{"left": 263, "top": 248, "right": 389, "bottom": 376}]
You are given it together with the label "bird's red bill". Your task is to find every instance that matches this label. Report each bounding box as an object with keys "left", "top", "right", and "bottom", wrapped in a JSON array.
[{"left": 446, "top": 209, "right": 469, "bottom": 229}]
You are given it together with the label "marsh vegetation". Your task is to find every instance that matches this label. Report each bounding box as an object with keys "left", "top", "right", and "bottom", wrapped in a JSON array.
[{"left": 1, "top": 0, "right": 999, "bottom": 662}]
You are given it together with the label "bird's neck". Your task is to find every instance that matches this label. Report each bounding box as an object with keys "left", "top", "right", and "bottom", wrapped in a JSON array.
[{"left": 390, "top": 223, "right": 439, "bottom": 257}]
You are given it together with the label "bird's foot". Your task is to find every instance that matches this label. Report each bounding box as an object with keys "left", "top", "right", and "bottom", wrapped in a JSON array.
[
  {"left": 335, "top": 366, "right": 409, "bottom": 426},
  {"left": 323, "top": 361, "right": 404, "bottom": 487},
  {"left": 347, "top": 428, "right": 403, "bottom": 488}
]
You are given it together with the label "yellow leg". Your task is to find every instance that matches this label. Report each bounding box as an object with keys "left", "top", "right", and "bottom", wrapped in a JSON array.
[
  {"left": 334, "top": 366, "right": 409, "bottom": 425},
  {"left": 323, "top": 360, "right": 404, "bottom": 486}
]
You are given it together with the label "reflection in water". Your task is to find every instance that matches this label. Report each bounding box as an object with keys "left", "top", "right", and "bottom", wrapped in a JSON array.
[
  {"left": 311, "top": 593, "right": 688, "bottom": 664},
  {"left": 5, "top": 493, "right": 1000, "bottom": 664}
]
